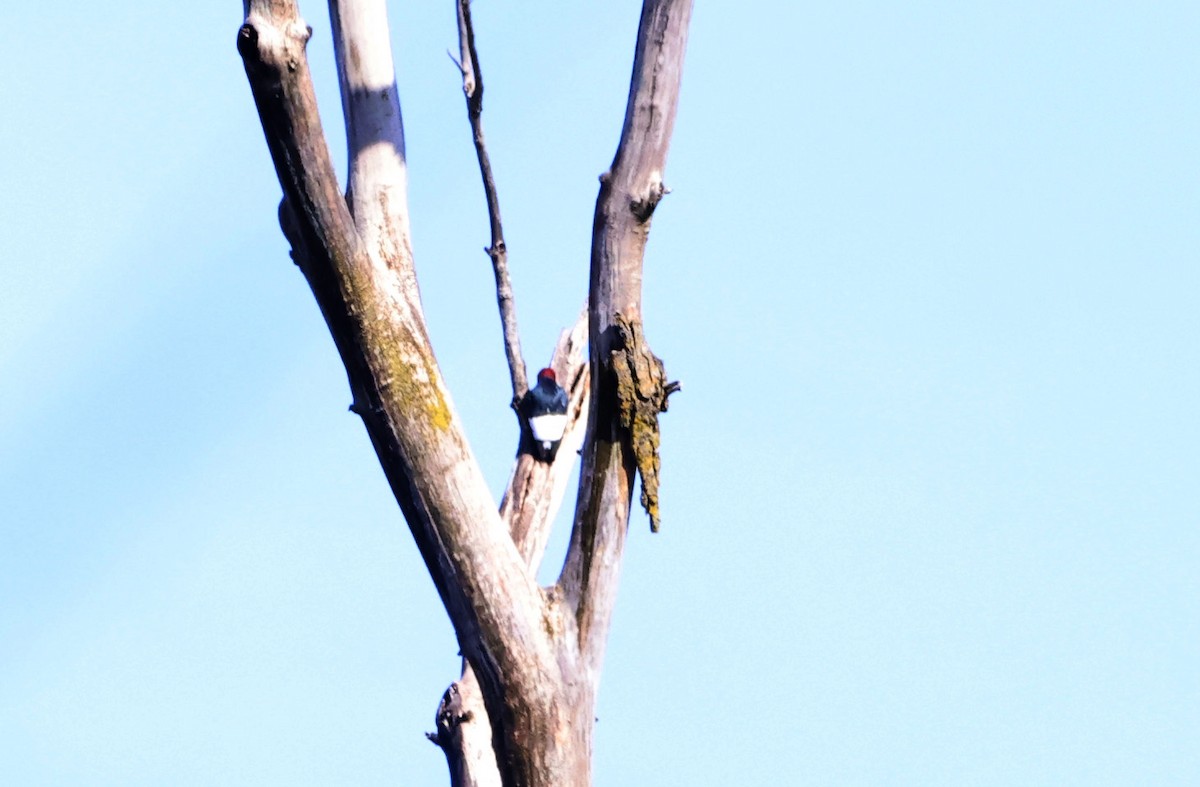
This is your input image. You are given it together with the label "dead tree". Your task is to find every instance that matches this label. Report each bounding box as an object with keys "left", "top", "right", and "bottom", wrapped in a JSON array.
[{"left": 237, "top": 1, "right": 691, "bottom": 784}]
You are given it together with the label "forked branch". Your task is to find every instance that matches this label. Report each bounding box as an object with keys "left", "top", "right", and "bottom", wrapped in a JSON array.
[
  {"left": 433, "top": 311, "right": 590, "bottom": 786},
  {"left": 240, "top": 0, "right": 692, "bottom": 783},
  {"left": 238, "top": 1, "right": 554, "bottom": 761}
]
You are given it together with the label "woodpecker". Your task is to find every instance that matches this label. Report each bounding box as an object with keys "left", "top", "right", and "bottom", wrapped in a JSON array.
[{"left": 520, "top": 367, "right": 569, "bottom": 461}]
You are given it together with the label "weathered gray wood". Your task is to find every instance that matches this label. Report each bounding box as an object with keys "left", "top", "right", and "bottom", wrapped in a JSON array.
[
  {"left": 328, "top": 0, "right": 412, "bottom": 269},
  {"left": 435, "top": 315, "right": 589, "bottom": 787},
  {"left": 238, "top": 2, "right": 556, "bottom": 779},
  {"left": 238, "top": 0, "right": 691, "bottom": 783},
  {"left": 560, "top": 0, "right": 692, "bottom": 675}
]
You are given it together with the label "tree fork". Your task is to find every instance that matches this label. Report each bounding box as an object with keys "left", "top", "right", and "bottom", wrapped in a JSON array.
[{"left": 238, "top": 0, "right": 693, "bottom": 783}]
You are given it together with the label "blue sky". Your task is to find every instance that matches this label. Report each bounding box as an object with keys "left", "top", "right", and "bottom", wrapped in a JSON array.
[{"left": 2, "top": 1, "right": 1198, "bottom": 784}]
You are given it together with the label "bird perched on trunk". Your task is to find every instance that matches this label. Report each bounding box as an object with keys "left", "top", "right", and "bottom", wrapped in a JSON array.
[{"left": 520, "top": 367, "right": 569, "bottom": 461}]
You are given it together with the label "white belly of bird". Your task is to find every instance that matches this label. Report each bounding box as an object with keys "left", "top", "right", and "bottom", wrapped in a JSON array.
[{"left": 529, "top": 413, "right": 567, "bottom": 444}]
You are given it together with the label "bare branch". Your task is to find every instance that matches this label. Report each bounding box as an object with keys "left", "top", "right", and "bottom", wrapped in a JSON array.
[
  {"left": 456, "top": 0, "right": 528, "bottom": 407},
  {"left": 428, "top": 676, "right": 499, "bottom": 787},
  {"left": 558, "top": 0, "right": 693, "bottom": 670},
  {"left": 241, "top": 1, "right": 691, "bottom": 782},
  {"left": 436, "top": 310, "right": 589, "bottom": 786},
  {"left": 328, "top": 0, "right": 415, "bottom": 272},
  {"left": 499, "top": 309, "right": 590, "bottom": 564},
  {"left": 238, "top": 2, "right": 556, "bottom": 756}
]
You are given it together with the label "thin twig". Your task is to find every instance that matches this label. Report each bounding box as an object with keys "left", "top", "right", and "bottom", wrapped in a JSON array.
[{"left": 456, "top": 0, "right": 528, "bottom": 407}]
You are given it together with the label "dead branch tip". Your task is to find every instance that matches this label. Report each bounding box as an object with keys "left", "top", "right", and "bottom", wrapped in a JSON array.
[{"left": 455, "top": 0, "right": 527, "bottom": 404}]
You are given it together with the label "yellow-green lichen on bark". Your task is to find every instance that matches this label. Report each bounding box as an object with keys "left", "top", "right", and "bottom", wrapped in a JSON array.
[
  {"left": 609, "top": 313, "right": 675, "bottom": 532},
  {"left": 359, "top": 294, "right": 452, "bottom": 434},
  {"left": 419, "top": 351, "right": 453, "bottom": 431},
  {"left": 332, "top": 237, "right": 454, "bottom": 435}
]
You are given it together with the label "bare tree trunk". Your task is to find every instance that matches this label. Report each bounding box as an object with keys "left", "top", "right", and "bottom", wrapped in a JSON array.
[{"left": 237, "top": 1, "right": 692, "bottom": 784}]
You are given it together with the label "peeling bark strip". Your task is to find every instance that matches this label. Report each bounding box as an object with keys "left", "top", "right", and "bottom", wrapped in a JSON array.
[{"left": 609, "top": 314, "right": 677, "bottom": 532}]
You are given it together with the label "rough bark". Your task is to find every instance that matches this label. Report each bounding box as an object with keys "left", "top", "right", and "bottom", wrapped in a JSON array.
[
  {"left": 559, "top": 0, "right": 692, "bottom": 675},
  {"left": 237, "top": 0, "right": 692, "bottom": 784},
  {"left": 432, "top": 314, "right": 590, "bottom": 787},
  {"left": 238, "top": 0, "right": 555, "bottom": 777}
]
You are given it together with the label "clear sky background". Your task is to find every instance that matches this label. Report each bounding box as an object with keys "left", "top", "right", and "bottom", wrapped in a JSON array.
[{"left": 1, "top": 1, "right": 1197, "bottom": 784}]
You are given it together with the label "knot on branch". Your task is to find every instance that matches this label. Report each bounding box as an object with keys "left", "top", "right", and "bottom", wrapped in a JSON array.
[
  {"left": 425, "top": 683, "right": 476, "bottom": 749},
  {"left": 609, "top": 313, "right": 678, "bottom": 532}
]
